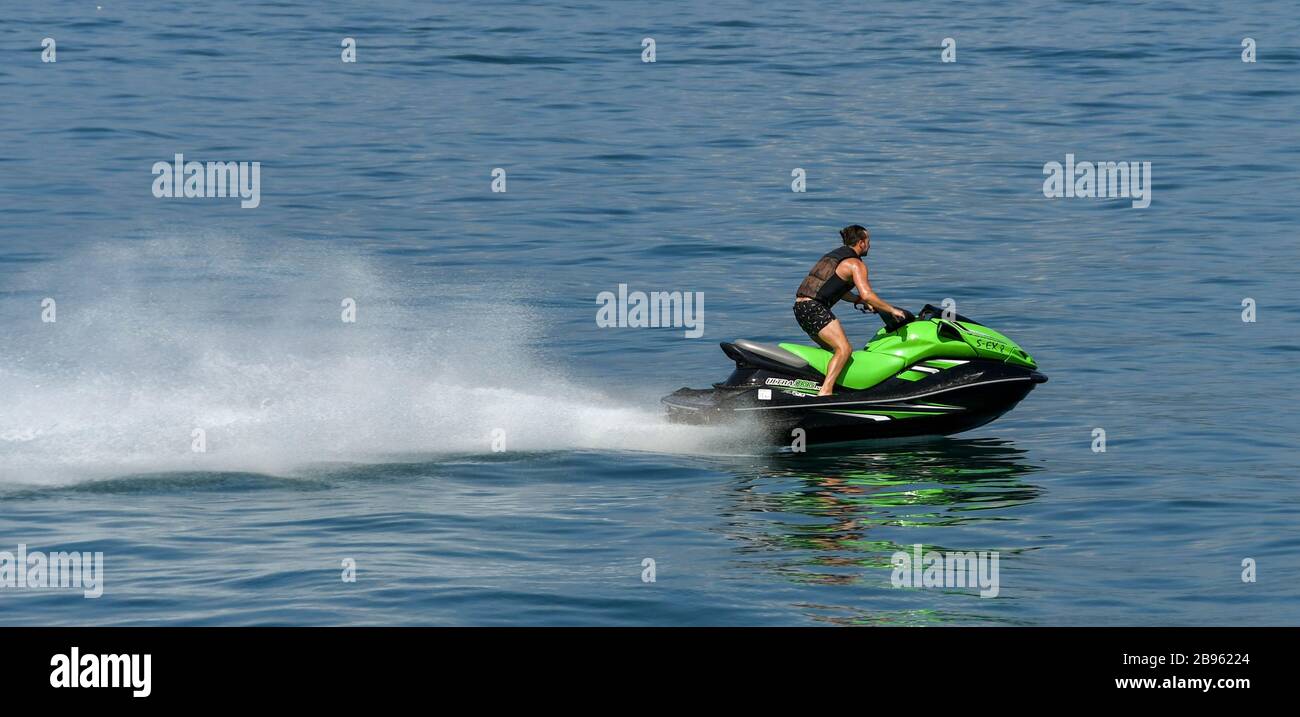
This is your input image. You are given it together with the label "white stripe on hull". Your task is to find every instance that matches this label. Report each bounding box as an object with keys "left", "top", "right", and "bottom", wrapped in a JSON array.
[
  {"left": 732, "top": 376, "right": 1036, "bottom": 412},
  {"left": 820, "top": 412, "right": 891, "bottom": 421}
]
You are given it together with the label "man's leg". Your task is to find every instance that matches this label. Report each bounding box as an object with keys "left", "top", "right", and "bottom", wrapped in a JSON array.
[{"left": 816, "top": 320, "right": 853, "bottom": 397}]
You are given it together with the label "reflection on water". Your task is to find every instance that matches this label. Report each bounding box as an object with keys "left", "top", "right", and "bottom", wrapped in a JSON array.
[{"left": 715, "top": 437, "right": 1042, "bottom": 625}]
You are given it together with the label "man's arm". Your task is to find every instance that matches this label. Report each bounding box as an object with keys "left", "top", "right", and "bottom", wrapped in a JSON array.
[
  {"left": 845, "top": 260, "right": 904, "bottom": 318},
  {"left": 835, "top": 290, "right": 874, "bottom": 311}
]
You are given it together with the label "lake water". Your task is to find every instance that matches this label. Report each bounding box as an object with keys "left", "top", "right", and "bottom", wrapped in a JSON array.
[{"left": 1, "top": 0, "right": 1297, "bottom": 625}]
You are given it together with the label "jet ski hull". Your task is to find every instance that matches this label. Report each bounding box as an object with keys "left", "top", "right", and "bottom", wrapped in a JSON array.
[
  {"left": 663, "top": 359, "right": 1046, "bottom": 443},
  {"left": 663, "top": 306, "right": 1047, "bottom": 444}
]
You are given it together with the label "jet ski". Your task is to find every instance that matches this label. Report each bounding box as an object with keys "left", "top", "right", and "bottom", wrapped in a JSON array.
[{"left": 662, "top": 304, "right": 1047, "bottom": 444}]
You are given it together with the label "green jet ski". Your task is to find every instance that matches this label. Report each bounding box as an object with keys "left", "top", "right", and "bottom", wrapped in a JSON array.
[{"left": 662, "top": 304, "right": 1047, "bottom": 444}]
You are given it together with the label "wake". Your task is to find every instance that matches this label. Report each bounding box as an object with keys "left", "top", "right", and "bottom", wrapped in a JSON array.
[{"left": 0, "top": 235, "right": 755, "bottom": 485}]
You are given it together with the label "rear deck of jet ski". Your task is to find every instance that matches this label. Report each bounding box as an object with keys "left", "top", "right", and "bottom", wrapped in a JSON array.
[{"left": 718, "top": 339, "right": 823, "bottom": 383}]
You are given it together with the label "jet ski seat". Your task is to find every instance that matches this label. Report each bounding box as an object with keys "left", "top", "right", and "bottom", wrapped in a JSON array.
[{"left": 731, "top": 339, "right": 812, "bottom": 371}]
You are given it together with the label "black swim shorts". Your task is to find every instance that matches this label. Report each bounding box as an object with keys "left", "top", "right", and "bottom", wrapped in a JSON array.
[{"left": 793, "top": 300, "right": 836, "bottom": 338}]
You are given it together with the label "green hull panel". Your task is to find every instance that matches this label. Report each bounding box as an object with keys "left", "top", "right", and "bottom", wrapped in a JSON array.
[{"left": 778, "top": 319, "right": 1036, "bottom": 390}]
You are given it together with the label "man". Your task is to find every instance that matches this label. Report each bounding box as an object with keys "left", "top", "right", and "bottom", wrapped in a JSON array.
[{"left": 793, "top": 224, "right": 907, "bottom": 396}]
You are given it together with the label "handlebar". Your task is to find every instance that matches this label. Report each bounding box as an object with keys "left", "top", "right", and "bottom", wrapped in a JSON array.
[
  {"left": 852, "top": 301, "right": 916, "bottom": 331},
  {"left": 878, "top": 307, "right": 917, "bottom": 332}
]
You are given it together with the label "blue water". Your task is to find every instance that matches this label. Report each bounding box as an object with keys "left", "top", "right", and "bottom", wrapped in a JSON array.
[{"left": 1, "top": 1, "right": 1297, "bottom": 625}]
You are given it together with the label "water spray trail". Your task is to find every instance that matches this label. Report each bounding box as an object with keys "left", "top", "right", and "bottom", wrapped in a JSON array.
[{"left": 0, "top": 236, "right": 757, "bottom": 486}]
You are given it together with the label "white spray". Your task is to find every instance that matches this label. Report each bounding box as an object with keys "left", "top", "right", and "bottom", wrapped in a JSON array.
[{"left": 0, "top": 235, "right": 756, "bottom": 485}]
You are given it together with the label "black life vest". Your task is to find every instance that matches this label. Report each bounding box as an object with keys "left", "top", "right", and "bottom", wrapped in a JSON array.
[{"left": 795, "top": 245, "right": 859, "bottom": 305}]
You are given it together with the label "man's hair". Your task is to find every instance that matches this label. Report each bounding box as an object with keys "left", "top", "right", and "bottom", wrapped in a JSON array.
[{"left": 840, "top": 224, "right": 869, "bottom": 246}]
